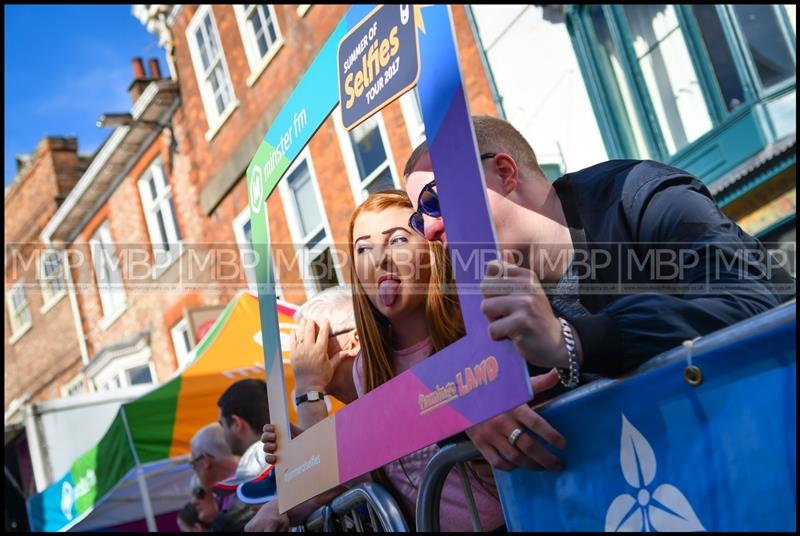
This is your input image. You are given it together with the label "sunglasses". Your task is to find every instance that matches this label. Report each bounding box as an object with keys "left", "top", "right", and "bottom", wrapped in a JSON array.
[{"left": 408, "top": 152, "right": 496, "bottom": 237}]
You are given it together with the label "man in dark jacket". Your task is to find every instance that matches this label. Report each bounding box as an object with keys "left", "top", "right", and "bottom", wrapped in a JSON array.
[{"left": 403, "top": 114, "right": 793, "bottom": 470}]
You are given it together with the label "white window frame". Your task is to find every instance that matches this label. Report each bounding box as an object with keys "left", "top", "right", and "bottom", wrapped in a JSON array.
[
  {"left": 90, "top": 221, "right": 127, "bottom": 329},
  {"left": 233, "top": 207, "right": 283, "bottom": 297},
  {"left": 92, "top": 347, "right": 157, "bottom": 392},
  {"left": 333, "top": 106, "right": 400, "bottom": 204},
  {"left": 233, "top": 4, "right": 285, "bottom": 87},
  {"left": 186, "top": 5, "right": 239, "bottom": 141},
  {"left": 61, "top": 374, "right": 88, "bottom": 398},
  {"left": 277, "top": 148, "right": 343, "bottom": 298},
  {"left": 7, "top": 279, "right": 32, "bottom": 344},
  {"left": 171, "top": 317, "right": 194, "bottom": 370},
  {"left": 39, "top": 249, "right": 67, "bottom": 313},
  {"left": 399, "top": 88, "right": 426, "bottom": 149},
  {"left": 137, "top": 156, "right": 183, "bottom": 278}
]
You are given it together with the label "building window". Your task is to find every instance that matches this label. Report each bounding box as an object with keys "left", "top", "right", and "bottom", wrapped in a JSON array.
[
  {"left": 127, "top": 365, "right": 153, "bottom": 386},
  {"left": 690, "top": 6, "right": 746, "bottom": 112},
  {"left": 732, "top": 5, "right": 796, "bottom": 91},
  {"left": 40, "top": 249, "right": 66, "bottom": 308},
  {"left": 90, "top": 221, "right": 126, "bottom": 321},
  {"left": 233, "top": 207, "right": 282, "bottom": 297},
  {"left": 171, "top": 318, "right": 194, "bottom": 369},
  {"left": 334, "top": 108, "right": 399, "bottom": 203},
  {"left": 93, "top": 349, "right": 156, "bottom": 392},
  {"left": 61, "top": 374, "right": 87, "bottom": 398},
  {"left": 588, "top": 6, "right": 652, "bottom": 159},
  {"left": 400, "top": 88, "right": 426, "bottom": 149},
  {"left": 277, "top": 150, "right": 341, "bottom": 296},
  {"left": 234, "top": 4, "right": 283, "bottom": 81},
  {"left": 621, "top": 5, "right": 713, "bottom": 155},
  {"left": 187, "top": 5, "right": 236, "bottom": 130},
  {"left": 7, "top": 280, "right": 32, "bottom": 339},
  {"left": 570, "top": 5, "right": 785, "bottom": 162},
  {"left": 138, "top": 157, "right": 182, "bottom": 275}
]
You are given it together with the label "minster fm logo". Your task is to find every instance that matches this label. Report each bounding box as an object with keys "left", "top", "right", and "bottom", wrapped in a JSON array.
[{"left": 605, "top": 415, "right": 705, "bottom": 532}]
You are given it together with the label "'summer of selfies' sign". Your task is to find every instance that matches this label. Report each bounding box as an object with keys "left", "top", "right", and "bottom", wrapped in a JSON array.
[
  {"left": 338, "top": 4, "right": 420, "bottom": 130},
  {"left": 246, "top": 4, "right": 532, "bottom": 513}
]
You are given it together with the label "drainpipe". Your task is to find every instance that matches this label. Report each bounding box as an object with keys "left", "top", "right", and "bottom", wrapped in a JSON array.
[
  {"left": 64, "top": 249, "right": 90, "bottom": 367},
  {"left": 465, "top": 5, "right": 507, "bottom": 119}
]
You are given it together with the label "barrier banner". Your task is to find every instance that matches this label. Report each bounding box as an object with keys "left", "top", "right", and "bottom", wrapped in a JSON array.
[{"left": 495, "top": 304, "right": 796, "bottom": 532}]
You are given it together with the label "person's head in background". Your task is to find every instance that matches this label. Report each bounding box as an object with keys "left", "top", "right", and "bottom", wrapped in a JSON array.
[
  {"left": 294, "top": 286, "right": 360, "bottom": 403},
  {"left": 189, "top": 423, "right": 239, "bottom": 490},
  {"left": 347, "top": 190, "right": 464, "bottom": 393},
  {"left": 404, "top": 115, "right": 570, "bottom": 282},
  {"left": 177, "top": 499, "right": 212, "bottom": 532},
  {"left": 217, "top": 379, "right": 270, "bottom": 456}
]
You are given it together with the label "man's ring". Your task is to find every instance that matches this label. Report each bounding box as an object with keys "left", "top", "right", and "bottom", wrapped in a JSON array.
[{"left": 508, "top": 428, "right": 524, "bottom": 447}]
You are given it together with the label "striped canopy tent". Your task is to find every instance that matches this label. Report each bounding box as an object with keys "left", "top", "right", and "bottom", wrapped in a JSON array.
[{"left": 27, "top": 291, "right": 335, "bottom": 532}]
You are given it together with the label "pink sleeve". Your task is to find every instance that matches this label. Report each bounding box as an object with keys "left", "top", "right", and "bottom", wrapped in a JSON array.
[{"left": 352, "top": 351, "right": 365, "bottom": 398}]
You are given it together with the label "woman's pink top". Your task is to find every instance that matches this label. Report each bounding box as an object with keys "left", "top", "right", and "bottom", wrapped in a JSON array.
[{"left": 352, "top": 338, "right": 505, "bottom": 532}]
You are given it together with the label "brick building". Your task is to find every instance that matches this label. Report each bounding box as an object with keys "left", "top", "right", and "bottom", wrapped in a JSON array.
[
  {"left": 37, "top": 58, "right": 214, "bottom": 394},
  {"left": 135, "top": 4, "right": 499, "bottom": 305},
  {"left": 4, "top": 137, "right": 91, "bottom": 415}
]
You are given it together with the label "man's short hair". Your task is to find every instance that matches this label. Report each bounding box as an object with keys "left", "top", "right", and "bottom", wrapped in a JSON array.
[
  {"left": 190, "top": 422, "right": 234, "bottom": 459},
  {"left": 217, "top": 379, "right": 270, "bottom": 434},
  {"left": 295, "top": 286, "right": 356, "bottom": 335},
  {"left": 404, "top": 115, "right": 542, "bottom": 178}
]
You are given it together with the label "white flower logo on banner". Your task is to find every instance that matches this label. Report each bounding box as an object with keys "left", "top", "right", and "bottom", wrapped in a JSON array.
[
  {"left": 605, "top": 415, "right": 705, "bottom": 532},
  {"left": 60, "top": 481, "right": 74, "bottom": 521}
]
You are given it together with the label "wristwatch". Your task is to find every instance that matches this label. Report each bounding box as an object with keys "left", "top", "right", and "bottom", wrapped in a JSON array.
[{"left": 295, "top": 391, "right": 325, "bottom": 406}]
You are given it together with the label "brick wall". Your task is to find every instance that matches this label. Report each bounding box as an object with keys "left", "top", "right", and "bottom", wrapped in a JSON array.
[
  {"left": 4, "top": 137, "right": 86, "bottom": 410},
  {"left": 168, "top": 5, "right": 498, "bottom": 305}
]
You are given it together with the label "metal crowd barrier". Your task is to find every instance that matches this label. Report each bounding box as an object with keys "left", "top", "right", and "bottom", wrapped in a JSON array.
[
  {"left": 302, "top": 482, "right": 409, "bottom": 532},
  {"left": 415, "top": 440, "right": 485, "bottom": 532}
]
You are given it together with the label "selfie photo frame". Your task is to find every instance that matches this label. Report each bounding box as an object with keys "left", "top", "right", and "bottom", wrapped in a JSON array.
[{"left": 246, "top": 4, "right": 533, "bottom": 513}]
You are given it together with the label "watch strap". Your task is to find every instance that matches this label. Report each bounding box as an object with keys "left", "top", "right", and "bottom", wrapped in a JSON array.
[{"left": 295, "top": 391, "right": 325, "bottom": 406}]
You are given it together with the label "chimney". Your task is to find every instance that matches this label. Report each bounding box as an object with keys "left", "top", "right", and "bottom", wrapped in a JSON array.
[
  {"left": 148, "top": 58, "right": 162, "bottom": 80},
  {"left": 132, "top": 58, "right": 146, "bottom": 80},
  {"left": 128, "top": 57, "right": 151, "bottom": 103}
]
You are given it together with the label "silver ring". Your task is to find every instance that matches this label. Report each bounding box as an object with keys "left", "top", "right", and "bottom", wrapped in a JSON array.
[{"left": 508, "top": 427, "right": 524, "bottom": 447}]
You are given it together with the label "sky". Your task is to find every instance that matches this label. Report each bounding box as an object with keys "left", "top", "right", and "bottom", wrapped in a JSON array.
[{"left": 4, "top": 5, "right": 167, "bottom": 186}]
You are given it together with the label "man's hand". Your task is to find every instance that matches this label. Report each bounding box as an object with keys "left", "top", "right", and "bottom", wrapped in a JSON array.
[
  {"left": 261, "top": 424, "right": 278, "bottom": 465},
  {"left": 481, "top": 259, "right": 572, "bottom": 369},
  {"left": 465, "top": 370, "right": 566, "bottom": 472},
  {"left": 244, "top": 500, "right": 289, "bottom": 532},
  {"left": 290, "top": 318, "right": 340, "bottom": 393}
]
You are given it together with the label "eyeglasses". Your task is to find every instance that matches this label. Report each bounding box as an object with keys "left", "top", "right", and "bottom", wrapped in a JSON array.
[
  {"left": 189, "top": 452, "right": 213, "bottom": 470},
  {"left": 408, "top": 152, "right": 496, "bottom": 237}
]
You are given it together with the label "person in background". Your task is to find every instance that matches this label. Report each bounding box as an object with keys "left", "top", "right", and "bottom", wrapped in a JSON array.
[
  {"left": 187, "top": 474, "right": 216, "bottom": 530},
  {"left": 177, "top": 500, "right": 211, "bottom": 532},
  {"left": 244, "top": 287, "right": 360, "bottom": 532}
]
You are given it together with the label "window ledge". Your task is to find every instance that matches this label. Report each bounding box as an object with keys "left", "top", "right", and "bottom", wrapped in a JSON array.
[
  {"left": 8, "top": 323, "right": 32, "bottom": 346},
  {"left": 246, "top": 39, "right": 285, "bottom": 88},
  {"left": 40, "top": 290, "right": 67, "bottom": 315},
  {"left": 99, "top": 304, "right": 128, "bottom": 332},
  {"left": 151, "top": 243, "right": 186, "bottom": 280},
  {"left": 205, "top": 99, "right": 240, "bottom": 142}
]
